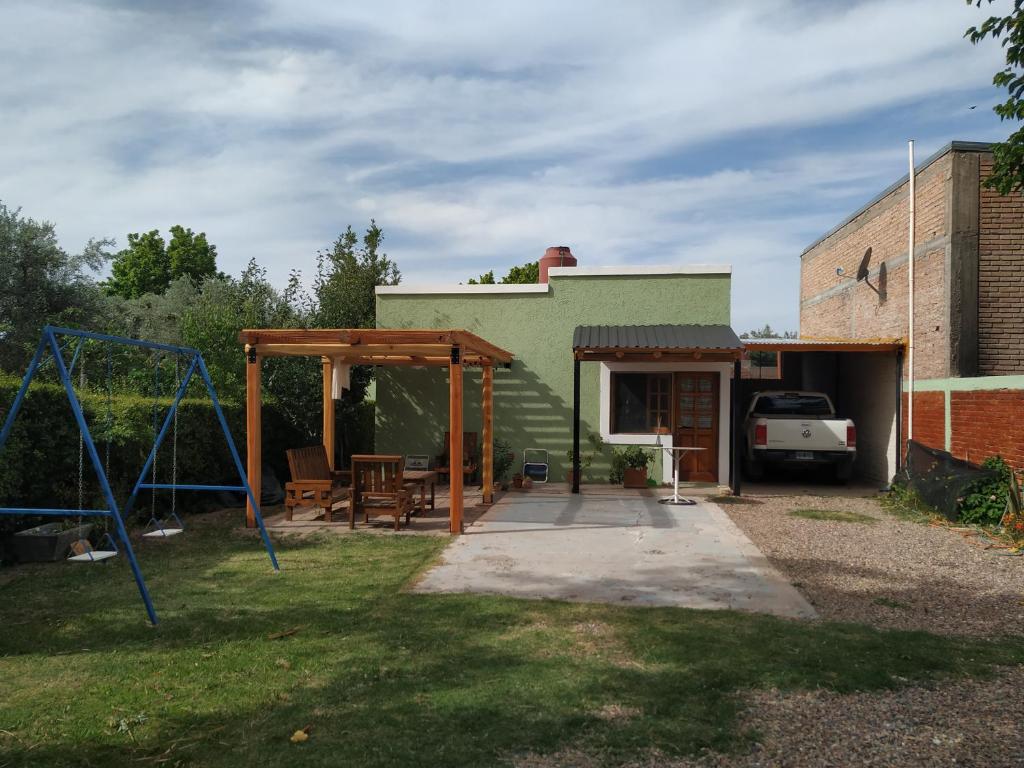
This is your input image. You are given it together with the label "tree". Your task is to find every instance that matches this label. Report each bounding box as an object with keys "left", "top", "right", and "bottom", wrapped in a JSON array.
[
  {"left": 966, "top": 1, "right": 1024, "bottom": 194},
  {"left": 312, "top": 220, "right": 400, "bottom": 329},
  {"left": 467, "top": 270, "right": 496, "bottom": 285},
  {"left": 107, "top": 226, "right": 219, "bottom": 299},
  {"left": 0, "top": 201, "right": 112, "bottom": 371},
  {"left": 107, "top": 230, "right": 168, "bottom": 299},
  {"left": 468, "top": 260, "right": 539, "bottom": 284},
  {"left": 740, "top": 325, "right": 795, "bottom": 371},
  {"left": 739, "top": 324, "right": 796, "bottom": 340},
  {"left": 167, "top": 225, "right": 218, "bottom": 284}
]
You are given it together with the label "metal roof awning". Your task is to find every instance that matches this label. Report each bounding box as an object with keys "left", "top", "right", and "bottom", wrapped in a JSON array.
[{"left": 573, "top": 324, "right": 743, "bottom": 362}]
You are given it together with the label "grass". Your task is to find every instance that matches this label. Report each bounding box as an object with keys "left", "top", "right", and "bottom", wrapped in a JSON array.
[
  {"left": 788, "top": 508, "right": 877, "bottom": 524},
  {"left": 879, "top": 484, "right": 943, "bottom": 524},
  {"left": 709, "top": 495, "right": 762, "bottom": 506},
  {"left": 1, "top": 514, "right": 1022, "bottom": 768}
]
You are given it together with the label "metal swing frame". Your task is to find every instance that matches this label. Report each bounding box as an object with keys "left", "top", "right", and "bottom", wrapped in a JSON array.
[{"left": 0, "top": 326, "right": 280, "bottom": 625}]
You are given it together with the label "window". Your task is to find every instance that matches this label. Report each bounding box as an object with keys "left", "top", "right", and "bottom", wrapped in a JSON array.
[
  {"left": 612, "top": 373, "right": 671, "bottom": 433},
  {"left": 741, "top": 349, "right": 782, "bottom": 379},
  {"left": 751, "top": 393, "right": 833, "bottom": 416}
]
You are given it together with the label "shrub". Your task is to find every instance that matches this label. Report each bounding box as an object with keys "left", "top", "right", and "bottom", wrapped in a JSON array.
[
  {"left": 493, "top": 438, "right": 514, "bottom": 483},
  {"left": 959, "top": 455, "right": 1012, "bottom": 526},
  {"left": 0, "top": 374, "right": 305, "bottom": 533}
]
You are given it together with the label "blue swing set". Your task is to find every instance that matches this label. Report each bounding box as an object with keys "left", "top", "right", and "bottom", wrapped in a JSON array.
[{"left": 0, "top": 325, "right": 279, "bottom": 625}]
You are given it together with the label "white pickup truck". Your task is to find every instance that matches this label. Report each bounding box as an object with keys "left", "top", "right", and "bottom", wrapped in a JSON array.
[{"left": 743, "top": 391, "right": 856, "bottom": 482}]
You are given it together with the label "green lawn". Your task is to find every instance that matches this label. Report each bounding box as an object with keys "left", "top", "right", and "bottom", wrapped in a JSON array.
[{"left": 1, "top": 516, "right": 1021, "bottom": 767}]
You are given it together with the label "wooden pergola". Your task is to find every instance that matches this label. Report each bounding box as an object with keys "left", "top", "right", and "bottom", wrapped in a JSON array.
[{"left": 238, "top": 328, "right": 514, "bottom": 534}]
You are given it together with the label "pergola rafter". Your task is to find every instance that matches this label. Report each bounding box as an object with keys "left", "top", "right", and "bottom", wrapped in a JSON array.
[{"left": 238, "top": 328, "right": 513, "bottom": 534}]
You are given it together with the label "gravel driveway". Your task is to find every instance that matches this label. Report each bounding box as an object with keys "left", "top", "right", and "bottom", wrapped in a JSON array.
[{"left": 721, "top": 494, "right": 1024, "bottom": 637}]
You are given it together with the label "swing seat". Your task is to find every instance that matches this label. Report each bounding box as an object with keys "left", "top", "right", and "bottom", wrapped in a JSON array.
[
  {"left": 68, "top": 549, "right": 118, "bottom": 562},
  {"left": 142, "top": 527, "right": 184, "bottom": 538}
]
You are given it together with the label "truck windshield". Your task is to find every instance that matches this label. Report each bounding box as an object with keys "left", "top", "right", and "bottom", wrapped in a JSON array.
[{"left": 754, "top": 394, "right": 832, "bottom": 416}]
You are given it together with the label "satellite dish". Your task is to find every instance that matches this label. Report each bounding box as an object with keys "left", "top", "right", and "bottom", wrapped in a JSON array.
[{"left": 856, "top": 247, "right": 872, "bottom": 281}]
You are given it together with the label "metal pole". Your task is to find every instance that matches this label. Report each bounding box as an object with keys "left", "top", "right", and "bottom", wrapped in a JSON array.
[
  {"left": 731, "top": 358, "right": 742, "bottom": 496},
  {"left": 907, "top": 140, "right": 916, "bottom": 443},
  {"left": 195, "top": 355, "right": 279, "bottom": 571},
  {"left": 572, "top": 357, "right": 581, "bottom": 494},
  {"left": 47, "top": 329, "right": 159, "bottom": 625},
  {"left": 122, "top": 356, "right": 198, "bottom": 520},
  {"left": 0, "top": 336, "right": 48, "bottom": 454}
]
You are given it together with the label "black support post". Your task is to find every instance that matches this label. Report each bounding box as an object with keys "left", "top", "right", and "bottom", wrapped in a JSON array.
[
  {"left": 572, "top": 356, "right": 581, "bottom": 494},
  {"left": 731, "top": 358, "right": 742, "bottom": 496}
]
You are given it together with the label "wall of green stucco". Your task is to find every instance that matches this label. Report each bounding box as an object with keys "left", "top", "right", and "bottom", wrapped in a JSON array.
[{"left": 374, "top": 272, "right": 731, "bottom": 483}]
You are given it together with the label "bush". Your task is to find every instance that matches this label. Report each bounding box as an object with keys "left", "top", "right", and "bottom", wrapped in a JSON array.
[
  {"left": 959, "top": 455, "right": 1012, "bottom": 526},
  {"left": 0, "top": 374, "right": 305, "bottom": 533},
  {"left": 493, "top": 438, "right": 514, "bottom": 483}
]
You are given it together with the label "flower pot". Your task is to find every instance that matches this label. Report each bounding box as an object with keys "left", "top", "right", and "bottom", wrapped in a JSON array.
[
  {"left": 512, "top": 474, "right": 523, "bottom": 489},
  {"left": 623, "top": 468, "right": 648, "bottom": 488},
  {"left": 9, "top": 522, "right": 93, "bottom": 563}
]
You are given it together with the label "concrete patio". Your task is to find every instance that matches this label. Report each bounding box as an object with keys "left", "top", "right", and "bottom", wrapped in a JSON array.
[{"left": 414, "top": 488, "right": 816, "bottom": 619}]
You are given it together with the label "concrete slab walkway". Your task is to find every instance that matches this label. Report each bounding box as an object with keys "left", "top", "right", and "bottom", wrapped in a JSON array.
[{"left": 414, "top": 490, "right": 816, "bottom": 619}]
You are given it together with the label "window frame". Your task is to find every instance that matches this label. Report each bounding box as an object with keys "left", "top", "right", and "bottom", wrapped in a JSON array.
[{"left": 610, "top": 371, "right": 674, "bottom": 435}]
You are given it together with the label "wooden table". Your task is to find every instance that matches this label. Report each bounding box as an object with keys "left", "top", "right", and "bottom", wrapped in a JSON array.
[{"left": 403, "top": 470, "right": 437, "bottom": 515}]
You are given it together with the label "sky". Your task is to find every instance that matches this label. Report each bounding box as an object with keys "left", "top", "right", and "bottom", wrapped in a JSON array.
[{"left": 0, "top": 0, "right": 1014, "bottom": 333}]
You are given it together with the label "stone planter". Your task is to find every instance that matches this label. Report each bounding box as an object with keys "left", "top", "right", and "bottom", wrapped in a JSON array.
[
  {"left": 8, "top": 522, "right": 93, "bottom": 563},
  {"left": 622, "top": 468, "right": 648, "bottom": 488}
]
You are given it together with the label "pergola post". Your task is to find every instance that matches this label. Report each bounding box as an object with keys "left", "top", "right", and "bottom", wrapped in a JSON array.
[
  {"left": 572, "top": 356, "right": 580, "bottom": 494},
  {"left": 245, "top": 345, "right": 262, "bottom": 528},
  {"left": 449, "top": 345, "right": 464, "bottom": 533},
  {"left": 481, "top": 364, "right": 493, "bottom": 504},
  {"left": 322, "top": 357, "right": 335, "bottom": 469}
]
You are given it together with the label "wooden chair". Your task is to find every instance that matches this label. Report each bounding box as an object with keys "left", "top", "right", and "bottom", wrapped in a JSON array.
[
  {"left": 284, "top": 446, "right": 351, "bottom": 523},
  {"left": 435, "top": 431, "right": 479, "bottom": 484},
  {"left": 349, "top": 455, "right": 415, "bottom": 531}
]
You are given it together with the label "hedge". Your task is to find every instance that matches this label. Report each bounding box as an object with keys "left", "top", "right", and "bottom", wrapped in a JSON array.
[{"left": 0, "top": 374, "right": 311, "bottom": 532}]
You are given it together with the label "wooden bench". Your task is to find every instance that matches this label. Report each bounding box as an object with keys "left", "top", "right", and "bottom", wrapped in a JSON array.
[
  {"left": 284, "top": 445, "right": 350, "bottom": 523},
  {"left": 350, "top": 455, "right": 415, "bottom": 531}
]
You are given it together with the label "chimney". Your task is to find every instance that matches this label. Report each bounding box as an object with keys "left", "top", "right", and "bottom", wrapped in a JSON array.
[{"left": 538, "top": 245, "right": 577, "bottom": 283}]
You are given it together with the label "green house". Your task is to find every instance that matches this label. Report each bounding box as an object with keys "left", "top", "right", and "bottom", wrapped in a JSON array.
[{"left": 374, "top": 256, "right": 740, "bottom": 487}]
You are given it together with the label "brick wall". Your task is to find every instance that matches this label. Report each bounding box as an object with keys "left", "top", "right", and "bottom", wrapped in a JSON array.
[
  {"left": 900, "top": 391, "right": 945, "bottom": 457},
  {"left": 950, "top": 389, "right": 1024, "bottom": 468},
  {"left": 977, "top": 156, "right": 1024, "bottom": 375},
  {"left": 899, "top": 387, "right": 1024, "bottom": 472},
  {"left": 801, "top": 154, "right": 950, "bottom": 379}
]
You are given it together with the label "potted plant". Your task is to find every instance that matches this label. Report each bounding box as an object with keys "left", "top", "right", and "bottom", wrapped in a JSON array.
[
  {"left": 613, "top": 445, "right": 654, "bottom": 488},
  {"left": 566, "top": 433, "right": 604, "bottom": 485}
]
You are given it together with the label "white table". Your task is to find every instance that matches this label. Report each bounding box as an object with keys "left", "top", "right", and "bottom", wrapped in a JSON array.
[{"left": 659, "top": 446, "right": 706, "bottom": 506}]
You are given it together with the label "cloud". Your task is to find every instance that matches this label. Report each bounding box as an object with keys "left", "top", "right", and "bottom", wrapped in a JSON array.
[{"left": 0, "top": 0, "right": 1011, "bottom": 332}]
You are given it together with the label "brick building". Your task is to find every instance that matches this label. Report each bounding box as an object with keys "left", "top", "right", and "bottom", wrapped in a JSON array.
[{"left": 800, "top": 141, "right": 1024, "bottom": 469}]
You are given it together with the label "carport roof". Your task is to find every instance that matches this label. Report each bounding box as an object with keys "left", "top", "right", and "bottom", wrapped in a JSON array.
[{"left": 742, "top": 337, "right": 904, "bottom": 353}]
